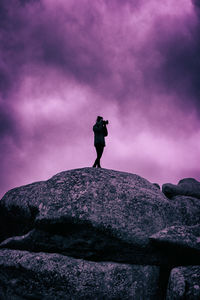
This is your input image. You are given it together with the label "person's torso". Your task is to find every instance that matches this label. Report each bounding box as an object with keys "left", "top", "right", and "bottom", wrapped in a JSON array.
[{"left": 93, "top": 122, "right": 105, "bottom": 146}]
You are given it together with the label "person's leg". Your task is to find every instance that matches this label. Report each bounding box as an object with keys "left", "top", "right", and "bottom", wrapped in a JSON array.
[
  {"left": 93, "top": 146, "right": 99, "bottom": 167},
  {"left": 93, "top": 145, "right": 104, "bottom": 168},
  {"left": 97, "top": 145, "right": 104, "bottom": 168}
]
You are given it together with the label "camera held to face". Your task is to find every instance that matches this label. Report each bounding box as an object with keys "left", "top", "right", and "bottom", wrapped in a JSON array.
[{"left": 103, "top": 120, "right": 109, "bottom": 125}]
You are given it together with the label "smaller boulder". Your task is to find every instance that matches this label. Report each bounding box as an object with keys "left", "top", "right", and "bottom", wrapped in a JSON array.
[
  {"left": 166, "top": 266, "right": 200, "bottom": 299},
  {"left": 153, "top": 183, "right": 160, "bottom": 190},
  {"left": 162, "top": 178, "right": 200, "bottom": 199}
]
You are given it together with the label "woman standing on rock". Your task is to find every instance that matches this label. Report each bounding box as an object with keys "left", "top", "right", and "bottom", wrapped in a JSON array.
[{"left": 92, "top": 116, "right": 108, "bottom": 168}]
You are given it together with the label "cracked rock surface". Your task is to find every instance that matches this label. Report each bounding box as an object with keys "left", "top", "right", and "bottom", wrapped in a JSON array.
[
  {"left": 0, "top": 168, "right": 200, "bottom": 299},
  {"left": 166, "top": 266, "right": 200, "bottom": 300},
  {"left": 0, "top": 249, "right": 161, "bottom": 300}
]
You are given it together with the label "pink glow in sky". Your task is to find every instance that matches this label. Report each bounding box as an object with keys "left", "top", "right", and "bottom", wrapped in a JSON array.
[{"left": 0, "top": 0, "right": 200, "bottom": 197}]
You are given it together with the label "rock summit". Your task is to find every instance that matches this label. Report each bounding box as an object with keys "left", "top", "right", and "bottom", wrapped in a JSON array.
[{"left": 0, "top": 168, "right": 200, "bottom": 299}]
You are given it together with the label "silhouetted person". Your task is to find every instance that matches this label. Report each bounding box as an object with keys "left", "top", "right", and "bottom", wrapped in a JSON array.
[{"left": 93, "top": 116, "right": 108, "bottom": 168}]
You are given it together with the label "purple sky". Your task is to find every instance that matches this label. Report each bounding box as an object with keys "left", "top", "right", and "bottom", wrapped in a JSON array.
[{"left": 1, "top": 0, "right": 200, "bottom": 197}]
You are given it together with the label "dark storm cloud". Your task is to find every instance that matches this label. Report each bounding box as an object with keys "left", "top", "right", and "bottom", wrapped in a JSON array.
[
  {"left": 192, "top": 0, "right": 200, "bottom": 9},
  {"left": 0, "top": 106, "right": 16, "bottom": 137},
  {"left": 37, "top": 22, "right": 110, "bottom": 85},
  {"left": 19, "top": 0, "right": 39, "bottom": 5},
  {"left": 1, "top": 0, "right": 198, "bottom": 110},
  {"left": 0, "top": 0, "right": 112, "bottom": 97},
  {"left": 148, "top": 12, "right": 200, "bottom": 111},
  {"left": 109, "top": 3, "right": 200, "bottom": 116},
  {"left": 0, "top": 0, "right": 33, "bottom": 97}
]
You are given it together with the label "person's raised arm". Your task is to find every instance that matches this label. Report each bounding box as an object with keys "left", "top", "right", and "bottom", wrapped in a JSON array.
[{"left": 103, "top": 124, "right": 108, "bottom": 136}]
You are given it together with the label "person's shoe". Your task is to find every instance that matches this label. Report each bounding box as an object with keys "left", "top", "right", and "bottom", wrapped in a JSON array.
[{"left": 92, "top": 161, "right": 97, "bottom": 167}]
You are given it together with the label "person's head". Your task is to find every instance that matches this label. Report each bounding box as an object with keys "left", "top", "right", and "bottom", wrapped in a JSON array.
[{"left": 96, "top": 116, "right": 103, "bottom": 123}]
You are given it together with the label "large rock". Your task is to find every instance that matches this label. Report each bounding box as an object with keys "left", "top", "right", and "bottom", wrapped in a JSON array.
[
  {"left": 0, "top": 168, "right": 170, "bottom": 245},
  {"left": 1, "top": 168, "right": 200, "bottom": 298},
  {"left": 166, "top": 266, "right": 200, "bottom": 299},
  {"left": 0, "top": 168, "right": 200, "bottom": 265},
  {"left": 0, "top": 249, "right": 161, "bottom": 300},
  {"left": 162, "top": 178, "right": 200, "bottom": 199},
  {"left": 150, "top": 225, "right": 200, "bottom": 265}
]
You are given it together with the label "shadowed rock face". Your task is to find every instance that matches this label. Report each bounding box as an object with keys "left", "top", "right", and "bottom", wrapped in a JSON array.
[
  {"left": 0, "top": 249, "right": 161, "bottom": 300},
  {"left": 166, "top": 266, "right": 200, "bottom": 300},
  {"left": 0, "top": 168, "right": 200, "bottom": 299},
  {"left": 150, "top": 225, "right": 200, "bottom": 265},
  {"left": 162, "top": 178, "right": 200, "bottom": 199}
]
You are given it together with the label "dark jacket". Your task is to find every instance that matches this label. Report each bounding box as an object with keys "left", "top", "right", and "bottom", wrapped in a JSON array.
[{"left": 93, "top": 120, "right": 108, "bottom": 146}]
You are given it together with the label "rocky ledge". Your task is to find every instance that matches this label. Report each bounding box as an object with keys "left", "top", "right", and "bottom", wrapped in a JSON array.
[{"left": 0, "top": 168, "right": 199, "bottom": 299}]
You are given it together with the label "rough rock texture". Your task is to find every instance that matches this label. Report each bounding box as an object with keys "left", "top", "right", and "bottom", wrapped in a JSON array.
[
  {"left": 166, "top": 266, "right": 200, "bottom": 300},
  {"left": 150, "top": 225, "right": 200, "bottom": 251},
  {"left": 153, "top": 183, "right": 160, "bottom": 190},
  {"left": 0, "top": 249, "right": 161, "bottom": 300},
  {"left": 0, "top": 169, "right": 198, "bottom": 244},
  {"left": 1, "top": 168, "right": 200, "bottom": 266},
  {"left": 150, "top": 225, "right": 200, "bottom": 264},
  {"left": 169, "top": 195, "right": 200, "bottom": 226},
  {"left": 0, "top": 168, "right": 171, "bottom": 246},
  {"left": 0, "top": 168, "right": 200, "bottom": 299},
  {"left": 162, "top": 178, "right": 200, "bottom": 199}
]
